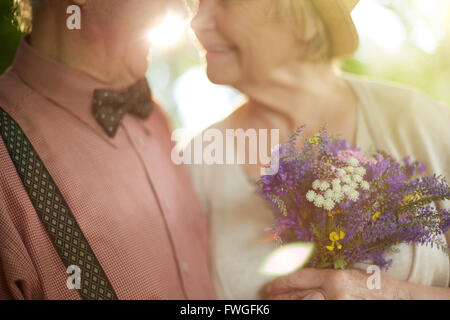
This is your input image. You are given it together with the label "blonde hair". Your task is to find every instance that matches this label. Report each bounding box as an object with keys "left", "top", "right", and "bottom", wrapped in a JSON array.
[
  {"left": 13, "top": 0, "right": 42, "bottom": 32},
  {"left": 273, "top": 0, "right": 332, "bottom": 61}
]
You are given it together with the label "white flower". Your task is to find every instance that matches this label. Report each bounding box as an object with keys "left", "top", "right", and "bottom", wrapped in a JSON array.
[
  {"left": 338, "top": 168, "right": 346, "bottom": 177},
  {"left": 324, "top": 189, "right": 334, "bottom": 199},
  {"left": 332, "top": 183, "right": 342, "bottom": 193},
  {"left": 349, "top": 181, "right": 358, "bottom": 189},
  {"left": 360, "top": 181, "right": 370, "bottom": 191},
  {"left": 352, "top": 174, "right": 363, "bottom": 183},
  {"left": 342, "top": 184, "right": 352, "bottom": 195},
  {"left": 319, "top": 181, "right": 330, "bottom": 191},
  {"left": 323, "top": 199, "right": 335, "bottom": 211},
  {"left": 348, "top": 157, "right": 359, "bottom": 167},
  {"left": 314, "top": 195, "right": 325, "bottom": 208},
  {"left": 332, "top": 179, "right": 341, "bottom": 187},
  {"left": 342, "top": 175, "right": 351, "bottom": 184},
  {"left": 312, "top": 179, "right": 321, "bottom": 190},
  {"left": 333, "top": 191, "right": 345, "bottom": 202},
  {"left": 345, "top": 166, "right": 355, "bottom": 174},
  {"left": 348, "top": 190, "right": 360, "bottom": 202},
  {"left": 306, "top": 190, "right": 317, "bottom": 202},
  {"left": 355, "top": 167, "right": 366, "bottom": 176}
]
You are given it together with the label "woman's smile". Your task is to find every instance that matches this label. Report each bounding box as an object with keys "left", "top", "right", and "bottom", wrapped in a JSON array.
[{"left": 203, "top": 45, "right": 236, "bottom": 59}]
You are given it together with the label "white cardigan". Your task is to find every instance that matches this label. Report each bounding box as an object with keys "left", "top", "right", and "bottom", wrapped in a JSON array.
[{"left": 188, "top": 74, "right": 450, "bottom": 299}]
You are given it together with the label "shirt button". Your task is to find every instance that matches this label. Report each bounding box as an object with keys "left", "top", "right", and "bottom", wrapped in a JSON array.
[{"left": 182, "top": 261, "right": 189, "bottom": 272}]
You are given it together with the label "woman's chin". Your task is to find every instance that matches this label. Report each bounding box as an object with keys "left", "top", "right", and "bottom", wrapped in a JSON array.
[{"left": 206, "top": 67, "right": 238, "bottom": 86}]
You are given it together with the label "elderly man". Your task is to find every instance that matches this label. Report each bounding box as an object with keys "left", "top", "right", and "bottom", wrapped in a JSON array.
[{"left": 0, "top": 0, "right": 216, "bottom": 299}]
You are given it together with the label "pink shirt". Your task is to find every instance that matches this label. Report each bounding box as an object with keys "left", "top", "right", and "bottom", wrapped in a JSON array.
[{"left": 0, "top": 37, "right": 216, "bottom": 300}]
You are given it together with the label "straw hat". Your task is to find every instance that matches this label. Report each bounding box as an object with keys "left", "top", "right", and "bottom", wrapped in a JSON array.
[{"left": 312, "top": 0, "right": 360, "bottom": 57}]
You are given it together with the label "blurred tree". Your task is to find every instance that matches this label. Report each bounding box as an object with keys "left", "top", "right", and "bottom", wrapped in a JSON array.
[
  {"left": 0, "top": 0, "right": 22, "bottom": 74},
  {"left": 341, "top": 0, "right": 450, "bottom": 105}
]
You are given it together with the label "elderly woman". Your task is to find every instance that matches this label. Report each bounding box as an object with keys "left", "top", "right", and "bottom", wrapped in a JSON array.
[
  {"left": 0, "top": 0, "right": 216, "bottom": 299},
  {"left": 188, "top": 0, "right": 450, "bottom": 299}
]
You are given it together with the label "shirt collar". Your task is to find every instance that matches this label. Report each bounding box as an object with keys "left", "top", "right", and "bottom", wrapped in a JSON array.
[{"left": 11, "top": 36, "right": 127, "bottom": 147}]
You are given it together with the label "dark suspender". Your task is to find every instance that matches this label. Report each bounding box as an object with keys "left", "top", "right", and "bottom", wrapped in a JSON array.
[{"left": 0, "top": 107, "right": 118, "bottom": 300}]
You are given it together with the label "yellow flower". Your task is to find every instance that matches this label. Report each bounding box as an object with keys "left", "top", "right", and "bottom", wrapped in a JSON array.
[
  {"left": 309, "top": 133, "right": 320, "bottom": 145},
  {"left": 372, "top": 211, "right": 382, "bottom": 222},
  {"left": 329, "top": 231, "right": 345, "bottom": 241},
  {"left": 329, "top": 232, "right": 339, "bottom": 242},
  {"left": 326, "top": 231, "right": 345, "bottom": 251},
  {"left": 328, "top": 209, "right": 342, "bottom": 218},
  {"left": 402, "top": 193, "right": 425, "bottom": 206}
]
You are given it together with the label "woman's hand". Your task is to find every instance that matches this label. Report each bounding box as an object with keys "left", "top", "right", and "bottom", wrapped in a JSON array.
[{"left": 263, "top": 268, "right": 411, "bottom": 300}]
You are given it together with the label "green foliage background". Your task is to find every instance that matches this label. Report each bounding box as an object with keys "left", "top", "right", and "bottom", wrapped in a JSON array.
[{"left": 0, "top": 0, "right": 22, "bottom": 74}]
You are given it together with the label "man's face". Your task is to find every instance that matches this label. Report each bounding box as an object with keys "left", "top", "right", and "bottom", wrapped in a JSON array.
[
  {"left": 84, "top": 0, "right": 186, "bottom": 79},
  {"left": 89, "top": 0, "right": 181, "bottom": 34}
]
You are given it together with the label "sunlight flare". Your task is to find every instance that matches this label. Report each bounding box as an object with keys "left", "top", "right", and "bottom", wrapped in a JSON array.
[
  {"left": 260, "top": 242, "right": 314, "bottom": 277},
  {"left": 147, "top": 14, "right": 188, "bottom": 47}
]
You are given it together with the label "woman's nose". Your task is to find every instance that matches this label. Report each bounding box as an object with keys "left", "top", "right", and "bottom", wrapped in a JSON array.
[{"left": 191, "top": 0, "right": 217, "bottom": 33}]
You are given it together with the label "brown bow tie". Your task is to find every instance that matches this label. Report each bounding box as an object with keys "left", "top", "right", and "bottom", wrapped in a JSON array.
[{"left": 92, "top": 79, "right": 154, "bottom": 137}]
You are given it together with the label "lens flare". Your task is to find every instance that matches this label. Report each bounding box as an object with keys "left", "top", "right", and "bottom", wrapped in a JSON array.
[
  {"left": 260, "top": 242, "right": 314, "bottom": 277},
  {"left": 147, "top": 14, "right": 188, "bottom": 47}
]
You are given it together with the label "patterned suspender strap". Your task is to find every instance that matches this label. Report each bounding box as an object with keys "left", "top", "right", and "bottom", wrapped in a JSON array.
[{"left": 0, "top": 107, "right": 118, "bottom": 300}]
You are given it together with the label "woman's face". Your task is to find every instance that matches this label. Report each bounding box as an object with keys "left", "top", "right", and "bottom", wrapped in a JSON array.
[{"left": 191, "top": 0, "right": 302, "bottom": 87}]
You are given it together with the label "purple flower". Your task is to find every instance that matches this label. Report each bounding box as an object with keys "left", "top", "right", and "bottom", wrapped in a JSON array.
[{"left": 258, "top": 126, "right": 450, "bottom": 271}]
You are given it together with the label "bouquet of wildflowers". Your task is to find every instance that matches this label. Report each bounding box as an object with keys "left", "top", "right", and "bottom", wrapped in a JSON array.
[{"left": 259, "top": 126, "right": 450, "bottom": 270}]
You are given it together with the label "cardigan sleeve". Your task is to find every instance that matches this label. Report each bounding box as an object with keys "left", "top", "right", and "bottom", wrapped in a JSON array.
[
  {"left": 351, "top": 76, "right": 450, "bottom": 286},
  {"left": 411, "top": 91, "right": 450, "bottom": 270}
]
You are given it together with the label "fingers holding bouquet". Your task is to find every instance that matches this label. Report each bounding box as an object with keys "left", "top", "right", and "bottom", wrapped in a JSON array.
[{"left": 263, "top": 268, "right": 408, "bottom": 300}]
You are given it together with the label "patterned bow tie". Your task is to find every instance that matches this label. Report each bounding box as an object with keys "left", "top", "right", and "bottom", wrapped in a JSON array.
[{"left": 92, "top": 79, "right": 154, "bottom": 137}]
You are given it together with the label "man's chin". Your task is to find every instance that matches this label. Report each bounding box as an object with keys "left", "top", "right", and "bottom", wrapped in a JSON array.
[{"left": 125, "top": 42, "right": 151, "bottom": 80}]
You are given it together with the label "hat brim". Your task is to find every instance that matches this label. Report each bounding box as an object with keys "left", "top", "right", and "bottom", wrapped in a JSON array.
[{"left": 313, "top": 0, "right": 360, "bottom": 58}]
